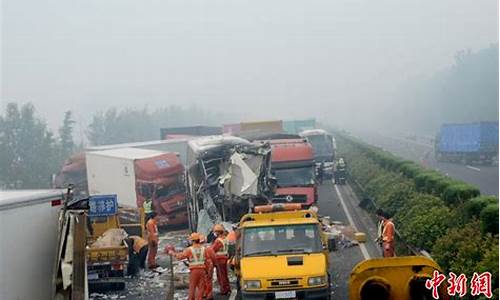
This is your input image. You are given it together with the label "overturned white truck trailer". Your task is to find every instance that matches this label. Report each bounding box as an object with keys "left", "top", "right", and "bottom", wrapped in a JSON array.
[
  {"left": 185, "top": 136, "right": 273, "bottom": 235},
  {"left": 0, "top": 189, "right": 66, "bottom": 300}
]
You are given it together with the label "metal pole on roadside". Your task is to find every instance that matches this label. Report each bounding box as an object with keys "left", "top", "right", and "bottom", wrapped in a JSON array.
[{"left": 166, "top": 254, "right": 175, "bottom": 300}]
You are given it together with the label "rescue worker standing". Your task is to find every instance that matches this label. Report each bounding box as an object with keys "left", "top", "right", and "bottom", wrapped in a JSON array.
[
  {"left": 168, "top": 233, "right": 214, "bottom": 300},
  {"left": 143, "top": 195, "right": 154, "bottom": 222},
  {"left": 210, "top": 224, "right": 231, "bottom": 295},
  {"left": 146, "top": 212, "right": 159, "bottom": 269},
  {"left": 376, "top": 209, "right": 395, "bottom": 257},
  {"left": 201, "top": 235, "right": 217, "bottom": 300}
]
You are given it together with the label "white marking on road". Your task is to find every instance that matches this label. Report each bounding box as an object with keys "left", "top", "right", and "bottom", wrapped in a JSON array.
[
  {"left": 466, "top": 165, "right": 481, "bottom": 172},
  {"left": 332, "top": 182, "right": 371, "bottom": 260}
]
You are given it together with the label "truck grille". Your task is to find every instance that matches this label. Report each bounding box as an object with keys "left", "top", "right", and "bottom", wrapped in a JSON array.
[
  {"left": 272, "top": 194, "right": 308, "bottom": 203},
  {"left": 267, "top": 277, "right": 302, "bottom": 289}
]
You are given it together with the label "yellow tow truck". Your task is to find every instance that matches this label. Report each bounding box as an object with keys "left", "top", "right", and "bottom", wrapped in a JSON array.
[
  {"left": 86, "top": 207, "right": 145, "bottom": 292},
  {"left": 234, "top": 204, "right": 334, "bottom": 300}
]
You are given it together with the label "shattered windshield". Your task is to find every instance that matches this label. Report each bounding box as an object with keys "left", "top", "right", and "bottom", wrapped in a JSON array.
[
  {"left": 155, "top": 180, "right": 185, "bottom": 198},
  {"left": 274, "top": 166, "right": 315, "bottom": 187},
  {"left": 242, "top": 224, "right": 322, "bottom": 256},
  {"left": 308, "top": 135, "right": 334, "bottom": 157}
]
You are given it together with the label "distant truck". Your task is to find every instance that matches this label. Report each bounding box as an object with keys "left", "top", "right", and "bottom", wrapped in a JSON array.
[
  {"left": 435, "top": 122, "right": 499, "bottom": 164},
  {"left": 86, "top": 148, "right": 187, "bottom": 226},
  {"left": 160, "top": 125, "right": 222, "bottom": 140},
  {"left": 239, "top": 120, "right": 283, "bottom": 135},
  {"left": 0, "top": 189, "right": 65, "bottom": 300},
  {"left": 269, "top": 139, "right": 317, "bottom": 207},
  {"left": 235, "top": 204, "right": 333, "bottom": 299},
  {"left": 283, "top": 118, "right": 316, "bottom": 134},
  {"left": 300, "top": 129, "right": 336, "bottom": 178},
  {"left": 185, "top": 135, "right": 274, "bottom": 235}
]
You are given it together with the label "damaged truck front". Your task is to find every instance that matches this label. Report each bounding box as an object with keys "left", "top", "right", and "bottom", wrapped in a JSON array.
[{"left": 185, "top": 136, "right": 274, "bottom": 235}]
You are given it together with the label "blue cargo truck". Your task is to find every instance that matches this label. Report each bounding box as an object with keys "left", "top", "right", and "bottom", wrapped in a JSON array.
[{"left": 435, "top": 122, "right": 499, "bottom": 164}]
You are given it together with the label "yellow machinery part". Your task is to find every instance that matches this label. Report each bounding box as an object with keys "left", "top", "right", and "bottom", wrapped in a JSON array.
[{"left": 349, "top": 256, "right": 449, "bottom": 300}]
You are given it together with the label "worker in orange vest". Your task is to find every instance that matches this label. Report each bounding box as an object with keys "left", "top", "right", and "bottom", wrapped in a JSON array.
[
  {"left": 201, "top": 235, "right": 216, "bottom": 300},
  {"left": 226, "top": 228, "right": 238, "bottom": 274},
  {"left": 168, "top": 233, "right": 214, "bottom": 300},
  {"left": 146, "top": 212, "right": 159, "bottom": 269},
  {"left": 376, "top": 209, "right": 395, "bottom": 257},
  {"left": 125, "top": 235, "right": 149, "bottom": 276},
  {"left": 210, "top": 224, "right": 231, "bottom": 295}
]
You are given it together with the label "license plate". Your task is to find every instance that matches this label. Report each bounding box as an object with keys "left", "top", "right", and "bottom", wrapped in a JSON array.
[
  {"left": 88, "top": 272, "right": 99, "bottom": 280},
  {"left": 275, "top": 291, "right": 296, "bottom": 299}
]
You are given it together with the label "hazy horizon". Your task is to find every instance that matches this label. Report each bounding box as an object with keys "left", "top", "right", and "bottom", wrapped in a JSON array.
[{"left": 2, "top": 0, "right": 498, "bottom": 137}]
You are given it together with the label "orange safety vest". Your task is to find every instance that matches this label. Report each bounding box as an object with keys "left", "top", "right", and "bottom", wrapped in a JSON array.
[
  {"left": 226, "top": 231, "right": 237, "bottom": 244},
  {"left": 215, "top": 237, "right": 228, "bottom": 257},
  {"left": 146, "top": 219, "right": 158, "bottom": 243},
  {"left": 189, "top": 246, "right": 206, "bottom": 269},
  {"left": 382, "top": 220, "right": 395, "bottom": 243}
]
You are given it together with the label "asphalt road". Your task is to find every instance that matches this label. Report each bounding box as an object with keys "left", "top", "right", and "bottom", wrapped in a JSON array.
[
  {"left": 318, "top": 181, "right": 381, "bottom": 299},
  {"left": 351, "top": 130, "right": 499, "bottom": 196}
]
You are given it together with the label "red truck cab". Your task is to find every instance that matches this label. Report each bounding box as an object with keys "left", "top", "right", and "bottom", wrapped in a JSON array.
[
  {"left": 134, "top": 152, "right": 188, "bottom": 226},
  {"left": 269, "top": 139, "right": 317, "bottom": 207}
]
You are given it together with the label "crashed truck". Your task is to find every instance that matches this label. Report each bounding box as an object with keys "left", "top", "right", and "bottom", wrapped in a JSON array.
[{"left": 185, "top": 135, "right": 274, "bottom": 236}]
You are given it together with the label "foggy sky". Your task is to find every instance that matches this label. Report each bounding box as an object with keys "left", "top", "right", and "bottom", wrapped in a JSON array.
[{"left": 1, "top": 0, "right": 498, "bottom": 134}]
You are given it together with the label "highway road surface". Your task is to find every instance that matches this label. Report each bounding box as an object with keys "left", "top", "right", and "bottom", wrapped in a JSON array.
[
  {"left": 351, "top": 130, "right": 499, "bottom": 196},
  {"left": 319, "top": 181, "right": 381, "bottom": 299}
]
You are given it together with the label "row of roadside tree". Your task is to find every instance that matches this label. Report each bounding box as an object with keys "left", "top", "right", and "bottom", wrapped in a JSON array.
[{"left": 334, "top": 131, "right": 498, "bottom": 298}]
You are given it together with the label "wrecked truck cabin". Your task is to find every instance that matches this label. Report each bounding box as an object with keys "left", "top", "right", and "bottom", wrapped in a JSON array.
[{"left": 185, "top": 135, "right": 274, "bottom": 235}]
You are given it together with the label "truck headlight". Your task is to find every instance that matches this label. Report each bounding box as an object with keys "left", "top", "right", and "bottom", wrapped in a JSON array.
[
  {"left": 244, "top": 280, "right": 261, "bottom": 290},
  {"left": 308, "top": 276, "right": 327, "bottom": 286}
]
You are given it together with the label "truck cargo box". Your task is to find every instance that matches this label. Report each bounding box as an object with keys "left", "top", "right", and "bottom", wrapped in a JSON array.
[
  {"left": 87, "top": 139, "right": 190, "bottom": 165},
  {"left": 240, "top": 120, "right": 283, "bottom": 134},
  {"left": 0, "top": 189, "right": 65, "bottom": 300},
  {"left": 436, "top": 122, "right": 498, "bottom": 164},
  {"left": 86, "top": 148, "right": 170, "bottom": 208},
  {"left": 160, "top": 126, "right": 222, "bottom": 140},
  {"left": 438, "top": 122, "right": 499, "bottom": 153}
]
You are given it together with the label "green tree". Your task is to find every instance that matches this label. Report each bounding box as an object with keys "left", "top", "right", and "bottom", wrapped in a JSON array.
[
  {"left": 86, "top": 105, "right": 227, "bottom": 146},
  {"left": 59, "top": 110, "right": 75, "bottom": 159},
  {"left": 0, "top": 103, "right": 60, "bottom": 188},
  {"left": 433, "top": 221, "right": 498, "bottom": 280}
]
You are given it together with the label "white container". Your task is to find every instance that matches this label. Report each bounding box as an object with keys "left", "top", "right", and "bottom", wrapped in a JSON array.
[
  {"left": 0, "top": 189, "right": 65, "bottom": 300},
  {"left": 86, "top": 148, "right": 166, "bottom": 208}
]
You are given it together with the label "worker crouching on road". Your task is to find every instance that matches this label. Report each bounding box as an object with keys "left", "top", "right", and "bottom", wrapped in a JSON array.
[
  {"left": 376, "top": 209, "right": 395, "bottom": 257},
  {"left": 210, "top": 224, "right": 231, "bottom": 295},
  {"left": 125, "top": 235, "right": 148, "bottom": 276},
  {"left": 167, "top": 233, "right": 215, "bottom": 300},
  {"left": 146, "top": 212, "right": 159, "bottom": 269}
]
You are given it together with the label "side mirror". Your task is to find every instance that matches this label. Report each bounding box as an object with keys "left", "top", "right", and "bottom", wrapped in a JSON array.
[{"left": 327, "top": 238, "right": 337, "bottom": 252}]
